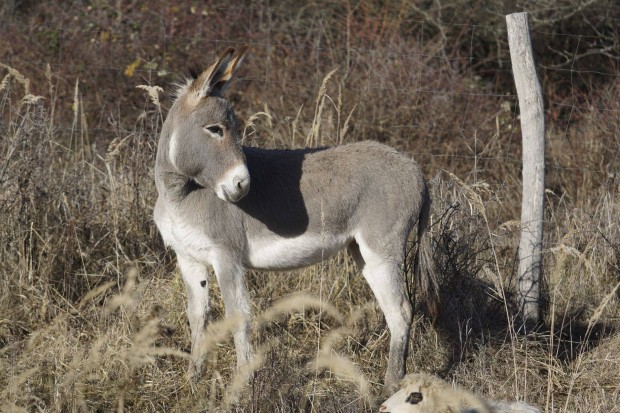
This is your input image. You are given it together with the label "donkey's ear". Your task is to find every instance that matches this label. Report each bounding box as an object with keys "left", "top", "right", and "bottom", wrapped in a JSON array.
[{"left": 196, "top": 46, "right": 248, "bottom": 97}]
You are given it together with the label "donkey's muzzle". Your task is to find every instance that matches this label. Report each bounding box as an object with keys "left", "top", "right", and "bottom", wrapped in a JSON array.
[{"left": 216, "top": 164, "right": 250, "bottom": 203}]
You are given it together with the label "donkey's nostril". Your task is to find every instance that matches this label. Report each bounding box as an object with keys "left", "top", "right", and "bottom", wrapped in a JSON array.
[
  {"left": 234, "top": 175, "right": 250, "bottom": 191},
  {"left": 379, "top": 406, "right": 388, "bottom": 412}
]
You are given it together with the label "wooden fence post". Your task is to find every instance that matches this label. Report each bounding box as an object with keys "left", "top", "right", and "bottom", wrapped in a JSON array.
[{"left": 506, "top": 12, "right": 545, "bottom": 326}]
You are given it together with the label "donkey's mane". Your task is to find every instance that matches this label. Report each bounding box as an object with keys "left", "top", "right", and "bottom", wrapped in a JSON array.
[
  {"left": 187, "top": 66, "right": 201, "bottom": 80},
  {"left": 171, "top": 77, "right": 193, "bottom": 102},
  {"left": 170, "top": 66, "right": 202, "bottom": 102}
]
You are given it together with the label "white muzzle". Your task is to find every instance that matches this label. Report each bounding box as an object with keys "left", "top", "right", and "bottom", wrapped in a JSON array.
[{"left": 215, "top": 164, "right": 250, "bottom": 202}]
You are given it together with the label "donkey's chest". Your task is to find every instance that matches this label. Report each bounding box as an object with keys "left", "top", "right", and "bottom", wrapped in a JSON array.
[{"left": 154, "top": 205, "right": 219, "bottom": 264}]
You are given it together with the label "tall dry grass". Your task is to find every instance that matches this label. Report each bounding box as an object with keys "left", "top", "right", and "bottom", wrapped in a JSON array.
[{"left": 1, "top": 1, "right": 620, "bottom": 412}]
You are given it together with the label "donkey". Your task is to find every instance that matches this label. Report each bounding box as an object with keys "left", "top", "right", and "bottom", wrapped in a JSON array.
[{"left": 153, "top": 46, "right": 438, "bottom": 392}]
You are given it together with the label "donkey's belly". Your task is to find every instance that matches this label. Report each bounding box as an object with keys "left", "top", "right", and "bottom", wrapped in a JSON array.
[{"left": 245, "top": 233, "right": 350, "bottom": 271}]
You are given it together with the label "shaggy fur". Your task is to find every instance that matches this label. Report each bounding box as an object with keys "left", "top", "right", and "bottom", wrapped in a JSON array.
[{"left": 380, "top": 373, "right": 540, "bottom": 413}]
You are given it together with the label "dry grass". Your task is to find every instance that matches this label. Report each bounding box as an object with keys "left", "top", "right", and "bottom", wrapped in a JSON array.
[{"left": 1, "top": 1, "right": 620, "bottom": 412}]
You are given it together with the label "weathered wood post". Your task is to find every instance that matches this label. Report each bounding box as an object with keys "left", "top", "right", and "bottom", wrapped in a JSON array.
[{"left": 506, "top": 12, "right": 545, "bottom": 326}]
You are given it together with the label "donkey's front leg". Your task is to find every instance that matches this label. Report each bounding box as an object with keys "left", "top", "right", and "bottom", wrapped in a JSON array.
[
  {"left": 177, "top": 254, "right": 210, "bottom": 381},
  {"left": 212, "top": 253, "right": 253, "bottom": 368}
]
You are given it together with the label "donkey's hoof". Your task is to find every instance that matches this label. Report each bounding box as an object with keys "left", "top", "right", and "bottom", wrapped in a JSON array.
[{"left": 185, "top": 361, "right": 204, "bottom": 383}]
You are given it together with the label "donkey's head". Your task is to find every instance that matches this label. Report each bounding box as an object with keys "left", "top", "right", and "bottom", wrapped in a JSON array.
[{"left": 166, "top": 46, "right": 249, "bottom": 202}]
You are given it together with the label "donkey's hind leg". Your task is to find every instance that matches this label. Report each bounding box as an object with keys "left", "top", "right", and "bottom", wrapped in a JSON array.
[{"left": 356, "top": 238, "right": 413, "bottom": 393}]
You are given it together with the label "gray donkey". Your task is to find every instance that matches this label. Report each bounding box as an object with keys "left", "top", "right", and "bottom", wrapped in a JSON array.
[{"left": 154, "top": 46, "right": 438, "bottom": 392}]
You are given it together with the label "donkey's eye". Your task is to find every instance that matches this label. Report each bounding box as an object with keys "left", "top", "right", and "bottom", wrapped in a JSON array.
[
  {"left": 205, "top": 125, "right": 224, "bottom": 137},
  {"left": 405, "top": 392, "right": 423, "bottom": 405}
]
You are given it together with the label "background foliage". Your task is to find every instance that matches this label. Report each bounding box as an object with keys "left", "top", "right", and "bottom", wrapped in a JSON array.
[{"left": 1, "top": 1, "right": 619, "bottom": 411}]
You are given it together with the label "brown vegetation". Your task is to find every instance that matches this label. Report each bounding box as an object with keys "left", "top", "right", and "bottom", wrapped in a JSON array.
[{"left": 1, "top": 1, "right": 619, "bottom": 412}]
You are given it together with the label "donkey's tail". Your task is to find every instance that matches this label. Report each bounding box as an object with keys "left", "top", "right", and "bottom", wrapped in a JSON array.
[{"left": 412, "top": 182, "right": 440, "bottom": 321}]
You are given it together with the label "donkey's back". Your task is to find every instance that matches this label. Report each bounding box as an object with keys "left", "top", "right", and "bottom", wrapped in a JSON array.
[{"left": 237, "top": 141, "right": 428, "bottom": 270}]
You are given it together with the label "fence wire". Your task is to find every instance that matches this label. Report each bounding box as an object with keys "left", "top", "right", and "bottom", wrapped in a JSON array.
[{"left": 1, "top": 10, "right": 618, "bottom": 181}]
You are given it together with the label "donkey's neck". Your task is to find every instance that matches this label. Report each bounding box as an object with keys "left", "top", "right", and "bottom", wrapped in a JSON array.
[
  {"left": 158, "top": 169, "right": 203, "bottom": 202},
  {"left": 155, "top": 146, "right": 206, "bottom": 202},
  {"left": 155, "top": 128, "right": 201, "bottom": 202}
]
